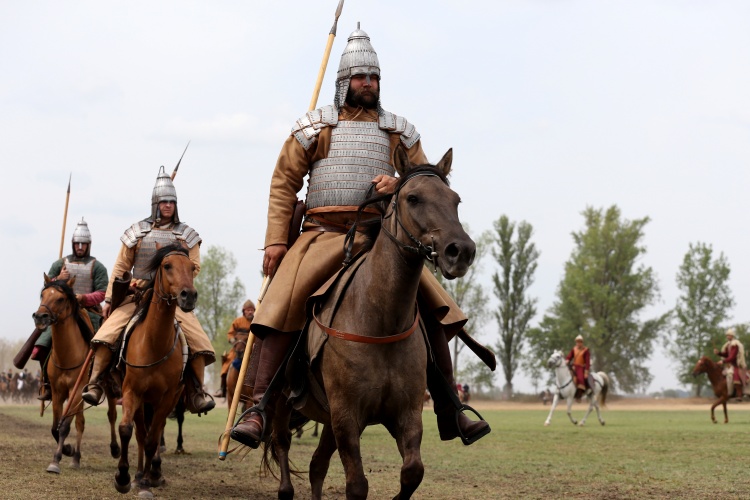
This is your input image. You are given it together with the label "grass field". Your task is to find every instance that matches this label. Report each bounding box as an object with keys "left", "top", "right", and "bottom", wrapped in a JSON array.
[{"left": 1, "top": 400, "right": 750, "bottom": 499}]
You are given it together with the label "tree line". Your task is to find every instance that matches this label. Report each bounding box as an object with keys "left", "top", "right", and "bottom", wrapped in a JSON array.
[
  {"left": 194, "top": 204, "right": 739, "bottom": 396},
  {"left": 450, "top": 205, "right": 739, "bottom": 397}
]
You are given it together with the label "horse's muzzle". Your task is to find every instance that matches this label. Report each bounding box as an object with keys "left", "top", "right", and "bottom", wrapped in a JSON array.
[
  {"left": 31, "top": 311, "right": 53, "bottom": 330},
  {"left": 439, "top": 238, "right": 476, "bottom": 280},
  {"left": 177, "top": 288, "right": 198, "bottom": 312}
]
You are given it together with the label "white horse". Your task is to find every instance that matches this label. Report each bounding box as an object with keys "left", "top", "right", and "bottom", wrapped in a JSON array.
[{"left": 544, "top": 350, "right": 609, "bottom": 427}]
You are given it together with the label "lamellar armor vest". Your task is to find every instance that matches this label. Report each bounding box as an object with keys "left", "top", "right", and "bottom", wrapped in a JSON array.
[
  {"left": 292, "top": 105, "right": 420, "bottom": 209},
  {"left": 63, "top": 256, "right": 97, "bottom": 295},
  {"left": 121, "top": 220, "right": 201, "bottom": 280}
]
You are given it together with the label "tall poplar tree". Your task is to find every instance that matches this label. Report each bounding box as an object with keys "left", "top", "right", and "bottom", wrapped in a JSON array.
[
  {"left": 525, "top": 206, "right": 667, "bottom": 393},
  {"left": 666, "top": 242, "right": 734, "bottom": 396},
  {"left": 492, "top": 216, "right": 539, "bottom": 397}
]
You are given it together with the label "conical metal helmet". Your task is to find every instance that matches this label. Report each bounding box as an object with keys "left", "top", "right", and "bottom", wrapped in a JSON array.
[
  {"left": 71, "top": 217, "right": 92, "bottom": 244},
  {"left": 70, "top": 217, "right": 92, "bottom": 257},
  {"left": 334, "top": 23, "right": 381, "bottom": 110},
  {"left": 150, "top": 166, "right": 179, "bottom": 223}
]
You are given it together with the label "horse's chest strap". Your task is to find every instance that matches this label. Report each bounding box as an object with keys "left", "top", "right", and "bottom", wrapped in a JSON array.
[{"left": 314, "top": 308, "right": 420, "bottom": 344}]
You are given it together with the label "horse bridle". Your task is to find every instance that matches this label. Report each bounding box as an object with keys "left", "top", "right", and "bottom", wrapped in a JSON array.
[
  {"left": 551, "top": 353, "right": 575, "bottom": 392},
  {"left": 380, "top": 171, "right": 445, "bottom": 262},
  {"left": 39, "top": 284, "right": 85, "bottom": 371},
  {"left": 152, "top": 251, "right": 190, "bottom": 306}
]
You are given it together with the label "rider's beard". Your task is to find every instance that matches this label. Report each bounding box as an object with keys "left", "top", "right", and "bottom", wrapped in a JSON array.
[{"left": 346, "top": 86, "right": 379, "bottom": 109}]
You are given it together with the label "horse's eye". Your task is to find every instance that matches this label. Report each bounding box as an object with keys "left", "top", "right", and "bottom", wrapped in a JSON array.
[
  {"left": 164, "top": 264, "right": 172, "bottom": 271},
  {"left": 406, "top": 194, "right": 419, "bottom": 205}
]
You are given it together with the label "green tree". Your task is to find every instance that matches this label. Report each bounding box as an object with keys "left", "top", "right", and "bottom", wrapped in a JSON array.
[
  {"left": 666, "top": 243, "right": 734, "bottom": 396},
  {"left": 491, "top": 216, "right": 539, "bottom": 398},
  {"left": 525, "top": 206, "right": 667, "bottom": 393},
  {"left": 194, "top": 245, "right": 246, "bottom": 359},
  {"left": 432, "top": 226, "right": 493, "bottom": 389}
]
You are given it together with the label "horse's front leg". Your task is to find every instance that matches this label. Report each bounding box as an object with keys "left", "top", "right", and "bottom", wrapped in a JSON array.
[
  {"left": 332, "top": 416, "right": 368, "bottom": 500},
  {"left": 710, "top": 399, "right": 720, "bottom": 424},
  {"left": 389, "top": 408, "right": 425, "bottom": 500},
  {"left": 566, "top": 396, "right": 577, "bottom": 425},
  {"left": 544, "top": 394, "right": 560, "bottom": 426},
  {"left": 310, "top": 424, "right": 338, "bottom": 500},
  {"left": 271, "top": 400, "right": 294, "bottom": 500},
  {"left": 140, "top": 411, "right": 170, "bottom": 498},
  {"left": 46, "top": 390, "right": 65, "bottom": 474},
  {"left": 114, "top": 391, "right": 139, "bottom": 493},
  {"left": 722, "top": 397, "right": 729, "bottom": 424}
]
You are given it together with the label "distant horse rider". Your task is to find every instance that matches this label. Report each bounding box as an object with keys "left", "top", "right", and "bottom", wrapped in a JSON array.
[
  {"left": 566, "top": 334, "right": 591, "bottom": 398},
  {"left": 215, "top": 300, "right": 255, "bottom": 398},
  {"left": 81, "top": 166, "right": 215, "bottom": 414},
  {"left": 715, "top": 327, "right": 747, "bottom": 400},
  {"left": 30, "top": 218, "right": 109, "bottom": 401}
]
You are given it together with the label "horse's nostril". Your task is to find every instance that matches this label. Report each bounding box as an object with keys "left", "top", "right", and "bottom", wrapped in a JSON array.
[{"left": 445, "top": 243, "right": 459, "bottom": 259}]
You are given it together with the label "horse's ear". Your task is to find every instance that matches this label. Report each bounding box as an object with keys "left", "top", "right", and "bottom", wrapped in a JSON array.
[
  {"left": 67, "top": 276, "right": 76, "bottom": 288},
  {"left": 44, "top": 273, "right": 51, "bottom": 285},
  {"left": 435, "top": 148, "right": 453, "bottom": 177},
  {"left": 393, "top": 143, "right": 412, "bottom": 174}
]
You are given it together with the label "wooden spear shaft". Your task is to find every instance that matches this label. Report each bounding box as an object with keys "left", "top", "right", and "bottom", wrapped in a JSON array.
[
  {"left": 58, "top": 174, "right": 71, "bottom": 259},
  {"left": 219, "top": 1, "right": 346, "bottom": 460},
  {"left": 218, "top": 275, "right": 270, "bottom": 460}
]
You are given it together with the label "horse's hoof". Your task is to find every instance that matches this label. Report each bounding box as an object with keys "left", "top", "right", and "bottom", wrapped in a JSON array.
[
  {"left": 543, "top": 422, "right": 550, "bottom": 427},
  {"left": 159, "top": 445, "right": 167, "bottom": 453},
  {"left": 601, "top": 421, "right": 606, "bottom": 426},
  {"left": 70, "top": 461, "right": 80, "bottom": 469},
  {"left": 114, "top": 479, "right": 131, "bottom": 494},
  {"left": 46, "top": 463, "right": 61, "bottom": 474},
  {"left": 138, "top": 489, "right": 154, "bottom": 499},
  {"left": 174, "top": 448, "right": 186, "bottom": 455},
  {"left": 578, "top": 422, "right": 585, "bottom": 427}
]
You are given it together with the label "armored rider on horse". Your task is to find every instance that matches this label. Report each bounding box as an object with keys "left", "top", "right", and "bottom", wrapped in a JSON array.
[
  {"left": 230, "top": 25, "right": 492, "bottom": 448},
  {"left": 81, "top": 167, "right": 215, "bottom": 415}
]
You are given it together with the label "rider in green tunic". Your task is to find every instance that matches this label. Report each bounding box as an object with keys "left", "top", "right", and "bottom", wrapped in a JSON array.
[{"left": 33, "top": 218, "right": 109, "bottom": 400}]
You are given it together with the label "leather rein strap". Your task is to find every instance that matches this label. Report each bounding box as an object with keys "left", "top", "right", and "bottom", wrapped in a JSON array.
[{"left": 314, "top": 307, "right": 420, "bottom": 344}]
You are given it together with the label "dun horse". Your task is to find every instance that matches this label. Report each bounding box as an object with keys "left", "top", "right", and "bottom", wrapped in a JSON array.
[
  {"left": 32, "top": 276, "right": 120, "bottom": 474},
  {"left": 691, "top": 355, "right": 748, "bottom": 424},
  {"left": 254, "top": 148, "right": 477, "bottom": 499},
  {"left": 113, "top": 244, "right": 196, "bottom": 498},
  {"left": 544, "top": 350, "right": 609, "bottom": 427}
]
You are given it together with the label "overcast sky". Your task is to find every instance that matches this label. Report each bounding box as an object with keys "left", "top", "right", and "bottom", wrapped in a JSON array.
[{"left": 2, "top": 1, "right": 749, "bottom": 393}]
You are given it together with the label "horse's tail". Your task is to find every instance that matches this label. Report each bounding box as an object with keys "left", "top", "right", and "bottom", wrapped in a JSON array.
[{"left": 598, "top": 372, "right": 609, "bottom": 407}]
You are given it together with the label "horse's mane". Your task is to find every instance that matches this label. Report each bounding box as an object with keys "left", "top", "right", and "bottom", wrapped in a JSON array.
[
  {"left": 42, "top": 279, "right": 94, "bottom": 342},
  {"left": 343, "top": 164, "right": 450, "bottom": 263},
  {"left": 133, "top": 244, "right": 190, "bottom": 323}
]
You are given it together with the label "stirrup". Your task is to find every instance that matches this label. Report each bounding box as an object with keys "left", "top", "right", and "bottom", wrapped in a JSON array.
[
  {"left": 82, "top": 383, "right": 106, "bottom": 406},
  {"left": 230, "top": 405, "right": 268, "bottom": 449},
  {"left": 453, "top": 404, "right": 491, "bottom": 446},
  {"left": 188, "top": 392, "right": 215, "bottom": 416}
]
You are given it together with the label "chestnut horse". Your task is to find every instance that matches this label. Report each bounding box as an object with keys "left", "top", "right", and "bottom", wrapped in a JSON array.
[
  {"left": 32, "top": 276, "right": 120, "bottom": 474},
  {"left": 691, "top": 355, "right": 746, "bottom": 424},
  {"left": 261, "top": 148, "right": 476, "bottom": 499},
  {"left": 114, "top": 244, "right": 196, "bottom": 498}
]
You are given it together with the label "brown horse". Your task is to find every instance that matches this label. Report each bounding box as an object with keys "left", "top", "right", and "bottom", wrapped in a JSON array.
[
  {"left": 262, "top": 147, "right": 475, "bottom": 499},
  {"left": 692, "top": 355, "right": 736, "bottom": 424},
  {"left": 114, "top": 244, "right": 196, "bottom": 498},
  {"left": 32, "top": 275, "right": 120, "bottom": 474}
]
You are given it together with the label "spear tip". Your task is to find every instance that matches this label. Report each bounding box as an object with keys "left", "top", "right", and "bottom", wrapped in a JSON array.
[{"left": 67, "top": 172, "right": 72, "bottom": 192}]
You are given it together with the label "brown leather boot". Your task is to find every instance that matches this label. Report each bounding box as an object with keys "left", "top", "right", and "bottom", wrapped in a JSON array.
[
  {"left": 425, "top": 315, "right": 490, "bottom": 445},
  {"left": 38, "top": 383, "right": 52, "bottom": 401},
  {"left": 185, "top": 356, "right": 215, "bottom": 415},
  {"left": 231, "top": 333, "right": 294, "bottom": 448},
  {"left": 82, "top": 346, "right": 112, "bottom": 406}
]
